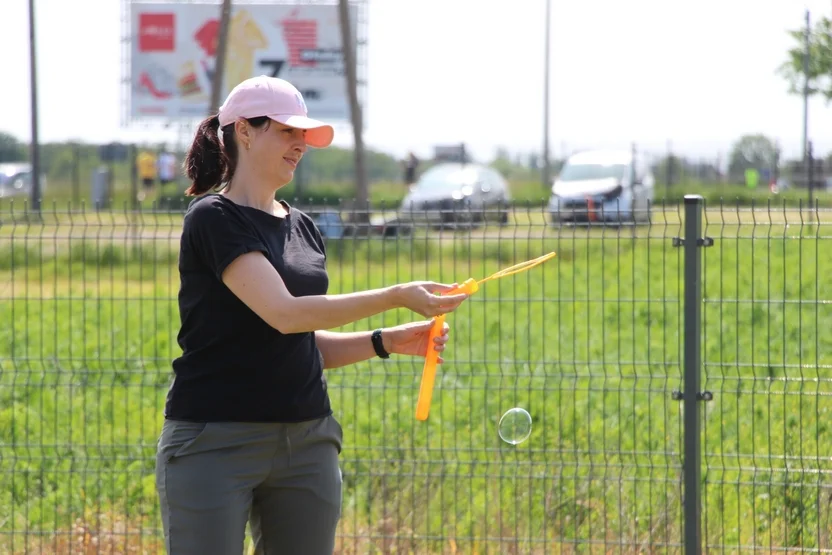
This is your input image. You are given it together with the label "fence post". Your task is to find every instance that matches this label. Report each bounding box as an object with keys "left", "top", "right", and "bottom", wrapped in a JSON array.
[{"left": 673, "top": 194, "right": 712, "bottom": 554}]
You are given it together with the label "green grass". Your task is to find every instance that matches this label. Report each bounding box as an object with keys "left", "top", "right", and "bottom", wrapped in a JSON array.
[{"left": 1, "top": 211, "right": 832, "bottom": 553}]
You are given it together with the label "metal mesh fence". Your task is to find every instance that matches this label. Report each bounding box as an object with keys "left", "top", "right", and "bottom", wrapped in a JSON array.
[
  {"left": 0, "top": 198, "right": 829, "bottom": 553},
  {"left": 700, "top": 204, "right": 832, "bottom": 552}
]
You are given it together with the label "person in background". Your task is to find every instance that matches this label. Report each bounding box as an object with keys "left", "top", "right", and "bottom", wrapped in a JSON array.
[
  {"left": 137, "top": 149, "right": 158, "bottom": 201},
  {"left": 403, "top": 151, "right": 419, "bottom": 185},
  {"left": 157, "top": 149, "right": 178, "bottom": 191}
]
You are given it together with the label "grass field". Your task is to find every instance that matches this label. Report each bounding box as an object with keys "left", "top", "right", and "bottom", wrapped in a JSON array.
[{"left": 2, "top": 206, "right": 832, "bottom": 553}]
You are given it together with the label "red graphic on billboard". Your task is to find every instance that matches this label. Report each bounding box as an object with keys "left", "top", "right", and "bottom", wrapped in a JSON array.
[
  {"left": 279, "top": 9, "right": 318, "bottom": 67},
  {"left": 139, "top": 13, "right": 175, "bottom": 52},
  {"left": 139, "top": 71, "right": 173, "bottom": 99},
  {"left": 194, "top": 19, "right": 220, "bottom": 57}
]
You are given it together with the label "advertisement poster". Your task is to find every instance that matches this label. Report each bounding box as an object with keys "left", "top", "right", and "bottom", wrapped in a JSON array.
[{"left": 129, "top": 2, "right": 357, "bottom": 121}]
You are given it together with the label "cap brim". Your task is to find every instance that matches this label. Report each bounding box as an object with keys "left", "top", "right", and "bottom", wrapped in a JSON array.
[{"left": 268, "top": 114, "right": 334, "bottom": 148}]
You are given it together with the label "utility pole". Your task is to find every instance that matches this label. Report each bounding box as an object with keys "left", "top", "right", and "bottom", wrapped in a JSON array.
[
  {"left": 802, "top": 9, "right": 810, "bottom": 161},
  {"left": 338, "top": 0, "right": 369, "bottom": 220},
  {"left": 28, "top": 0, "right": 41, "bottom": 213},
  {"left": 542, "top": 0, "right": 551, "bottom": 190},
  {"left": 210, "top": 0, "right": 232, "bottom": 114}
]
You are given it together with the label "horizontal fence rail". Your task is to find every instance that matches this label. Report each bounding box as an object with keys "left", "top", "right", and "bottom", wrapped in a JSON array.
[{"left": 1, "top": 198, "right": 830, "bottom": 553}]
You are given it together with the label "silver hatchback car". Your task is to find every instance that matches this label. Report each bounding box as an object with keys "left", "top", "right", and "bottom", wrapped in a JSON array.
[
  {"left": 548, "top": 149, "right": 654, "bottom": 224},
  {"left": 398, "top": 163, "right": 511, "bottom": 226}
]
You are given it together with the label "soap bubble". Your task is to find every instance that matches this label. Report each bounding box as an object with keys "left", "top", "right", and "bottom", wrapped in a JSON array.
[{"left": 498, "top": 407, "right": 532, "bottom": 445}]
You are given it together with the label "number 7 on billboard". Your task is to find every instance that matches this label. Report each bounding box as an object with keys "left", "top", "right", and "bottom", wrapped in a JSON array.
[{"left": 259, "top": 59, "right": 285, "bottom": 78}]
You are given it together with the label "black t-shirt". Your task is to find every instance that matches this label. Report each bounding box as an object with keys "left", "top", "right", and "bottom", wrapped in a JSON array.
[{"left": 165, "top": 193, "right": 332, "bottom": 423}]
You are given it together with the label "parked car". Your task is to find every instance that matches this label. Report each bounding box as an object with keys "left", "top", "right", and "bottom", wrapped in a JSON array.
[
  {"left": 548, "top": 149, "right": 654, "bottom": 224},
  {"left": 399, "top": 162, "right": 511, "bottom": 226},
  {"left": 0, "top": 162, "right": 46, "bottom": 198},
  {"left": 306, "top": 208, "right": 347, "bottom": 239}
]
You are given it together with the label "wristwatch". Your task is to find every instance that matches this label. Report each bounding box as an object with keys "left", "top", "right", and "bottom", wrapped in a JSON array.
[{"left": 371, "top": 329, "right": 390, "bottom": 359}]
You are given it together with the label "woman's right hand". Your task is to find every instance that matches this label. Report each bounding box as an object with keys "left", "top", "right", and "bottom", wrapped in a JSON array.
[{"left": 390, "top": 281, "right": 470, "bottom": 318}]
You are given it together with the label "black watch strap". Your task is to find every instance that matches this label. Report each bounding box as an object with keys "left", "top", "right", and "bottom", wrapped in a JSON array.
[{"left": 371, "top": 329, "right": 390, "bottom": 359}]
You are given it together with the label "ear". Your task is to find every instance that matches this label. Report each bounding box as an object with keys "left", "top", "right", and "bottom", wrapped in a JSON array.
[{"left": 234, "top": 119, "right": 252, "bottom": 151}]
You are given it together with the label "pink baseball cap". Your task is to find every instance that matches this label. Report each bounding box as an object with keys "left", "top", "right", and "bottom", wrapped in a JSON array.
[{"left": 217, "top": 75, "right": 334, "bottom": 148}]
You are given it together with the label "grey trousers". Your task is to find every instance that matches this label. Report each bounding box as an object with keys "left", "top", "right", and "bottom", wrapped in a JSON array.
[{"left": 155, "top": 414, "right": 343, "bottom": 555}]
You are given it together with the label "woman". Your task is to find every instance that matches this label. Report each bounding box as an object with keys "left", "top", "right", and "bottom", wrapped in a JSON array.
[{"left": 155, "top": 75, "right": 470, "bottom": 555}]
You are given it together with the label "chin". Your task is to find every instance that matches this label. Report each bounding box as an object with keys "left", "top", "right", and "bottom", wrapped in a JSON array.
[{"left": 276, "top": 171, "right": 295, "bottom": 187}]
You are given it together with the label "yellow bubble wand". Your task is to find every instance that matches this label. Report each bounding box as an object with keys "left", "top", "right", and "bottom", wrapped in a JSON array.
[{"left": 415, "top": 251, "right": 557, "bottom": 421}]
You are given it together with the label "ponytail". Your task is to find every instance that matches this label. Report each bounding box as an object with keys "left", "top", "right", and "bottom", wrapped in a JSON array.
[
  {"left": 184, "top": 114, "right": 230, "bottom": 196},
  {"left": 183, "top": 114, "right": 269, "bottom": 196}
]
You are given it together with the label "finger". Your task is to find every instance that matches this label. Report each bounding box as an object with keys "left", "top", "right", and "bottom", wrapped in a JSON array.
[
  {"left": 416, "top": 319, "right": 438, "bottom": 330},
  {"left": 436, "top": 292, "right": 469, "bottom": 305},
  {"left": 437, "top": 356, "right": 445, "bottom": 364},
  {"left": 435, "top": 299, "right": 466, "bottom": 314},
  {"left": 424, "top": 282, "right": 460, "bottom": 294},
  {"left": 434, "top": 333, "right": 449, "bottom": 344},
  {"left": 433, "top": 343, "right": 446, "bottom": 352}
]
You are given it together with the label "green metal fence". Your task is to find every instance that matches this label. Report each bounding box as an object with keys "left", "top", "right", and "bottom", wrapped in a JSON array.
[{"left": 1, "top": 196, "right": 830, "bottom": 553}]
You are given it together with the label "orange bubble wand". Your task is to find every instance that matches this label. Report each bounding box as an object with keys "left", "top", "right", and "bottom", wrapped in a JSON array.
[{"left": 415, "top": 251, "right": 557, "bottom": 421}]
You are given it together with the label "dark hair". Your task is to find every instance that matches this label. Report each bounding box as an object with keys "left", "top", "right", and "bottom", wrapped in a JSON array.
[{"left": 183, "top": 114, "right": 271, "bottom": 196}]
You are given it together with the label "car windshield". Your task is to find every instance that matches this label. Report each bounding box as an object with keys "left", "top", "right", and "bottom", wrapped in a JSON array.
[
  {"left": 559, "top": 163, "right": 627, "bottom": 182},
  {"left": 415, "top": 166, "right": 480, "bottom": 191}
]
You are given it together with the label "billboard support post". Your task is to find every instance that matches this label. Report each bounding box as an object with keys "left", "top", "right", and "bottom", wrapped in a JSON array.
[
  {"left": 338, "top": 0, "right": 367, "bottom": 215},
  {"left": 209, "top": 0, "right": 233, "bottom": 115}
]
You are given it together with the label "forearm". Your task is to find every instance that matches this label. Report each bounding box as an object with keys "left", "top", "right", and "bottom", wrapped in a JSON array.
[
  {"left": 222, "top": 252, "right": 465, "bottom": 335},
  {"left": 315, "top": 329, "right": 386, "bottom": 369},
  {"left": 281, "top": 288, "right": 400, "bottom": 334}
]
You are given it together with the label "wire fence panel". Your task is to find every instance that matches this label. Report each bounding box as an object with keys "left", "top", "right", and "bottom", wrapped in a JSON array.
[
  {"left": 0, "top": 198, "right": 827, "bottom": 553},
  {"left": 323, "top": 203, "right": 684, "bottom": 554},
  {"left": 700, "top": 203, "right": 832, "bottom": 553}
]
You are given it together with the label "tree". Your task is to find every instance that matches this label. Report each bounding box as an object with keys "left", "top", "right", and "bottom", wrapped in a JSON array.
[
  {"left": 728, "top": 134, "right": 777, "bottom": 181},
  {"left": 778, "top": 15, "right": 832, "bottom": 102},
  {"left": 0, "top": 131, "right": 26, "bottom": 163},
  {"left": 651, "top": 154, "right": 722, "bottom": 186}
]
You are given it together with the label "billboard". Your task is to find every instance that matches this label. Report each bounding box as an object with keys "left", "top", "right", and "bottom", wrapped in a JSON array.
[{"left": 128, "top": 2, "right": 357, "bottom": 121}]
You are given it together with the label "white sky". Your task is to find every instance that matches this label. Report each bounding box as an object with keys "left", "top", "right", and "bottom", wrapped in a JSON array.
[{"left": 1, "top": 0, "right": 832, "bottom": 163}]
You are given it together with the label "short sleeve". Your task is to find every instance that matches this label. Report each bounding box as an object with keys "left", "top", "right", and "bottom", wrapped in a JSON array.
[{"left": 184, "top": 197, "right": 268, "bottom": 280}]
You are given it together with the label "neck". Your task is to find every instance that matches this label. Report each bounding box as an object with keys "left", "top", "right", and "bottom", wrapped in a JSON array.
[{"left": 223, "top": 166, "right": 283, "bottom": 213}]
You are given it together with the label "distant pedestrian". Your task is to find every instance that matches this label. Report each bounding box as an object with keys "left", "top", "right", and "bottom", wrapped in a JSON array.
[{"left": 403, "top": 151, "right": 419, "bottom": 185}]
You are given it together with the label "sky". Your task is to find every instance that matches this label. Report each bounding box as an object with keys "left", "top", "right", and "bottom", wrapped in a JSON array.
[{"left": 2, "top": 0, "right": 832, "bottom": 164}]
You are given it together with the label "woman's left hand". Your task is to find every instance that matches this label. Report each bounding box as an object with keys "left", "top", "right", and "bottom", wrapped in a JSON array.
[{"left": 381, "top": 320, "right": 451, "bottom": 363}]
